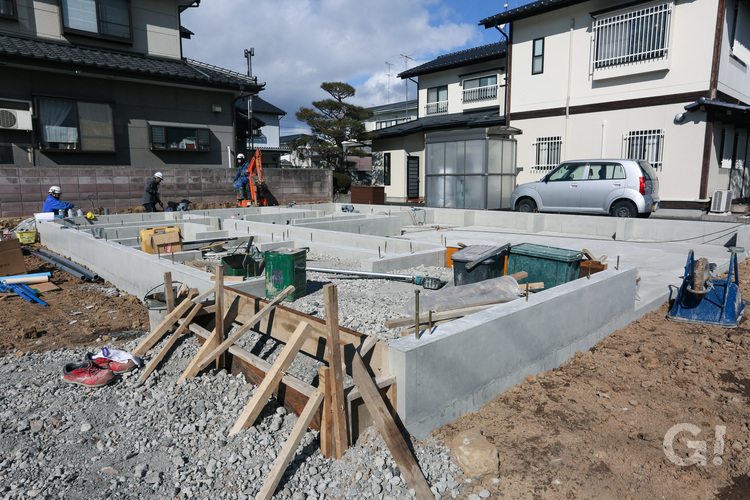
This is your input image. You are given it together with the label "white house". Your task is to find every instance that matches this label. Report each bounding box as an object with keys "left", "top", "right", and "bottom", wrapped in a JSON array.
[
  {"left": 235, "top": 95, "right": 289, "bottom": 169},
  {"left": 480, "top": 0, "right": 750, "bottom": 209}
]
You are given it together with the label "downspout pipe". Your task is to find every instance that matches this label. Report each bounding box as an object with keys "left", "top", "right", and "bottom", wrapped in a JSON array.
[
  {"left": 25, "top": 247, "right": 99, "bottom": 282},
  {"left": 495, "top": 26, "right": 510, "bottom": 126}
]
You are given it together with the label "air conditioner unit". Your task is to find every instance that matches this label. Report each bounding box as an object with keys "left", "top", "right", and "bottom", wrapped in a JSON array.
[
  {"left": 0, "top": 108, "right": 33, "bottom": 131},
  {"left": 710, "top": 189, "right": 733, "bottom": 213}
]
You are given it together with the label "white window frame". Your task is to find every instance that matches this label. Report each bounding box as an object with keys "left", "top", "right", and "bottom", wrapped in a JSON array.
[
  {"left": 425, "top": 86, "right": 448, "bottom": 115},
  {"left": 622, "top": 129, "right": 664, "bottom": 171},
  {"left": 592, "top": 2, "right": 672, "bottom": 70},
  {"left": 730, "top": 0, "right": 750, "bottom": 65},
  {"left": 462, "top": 75, "right": 498, "bottom": 103},
  {"left": 532, "top": 136, "right": 562, "bottom": 171}
]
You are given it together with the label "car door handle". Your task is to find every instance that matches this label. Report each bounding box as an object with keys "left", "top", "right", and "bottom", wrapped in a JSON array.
[
  {"left": 570, "top": 183, "right": 578, "bottom": 187},
  {"left": 613, "top": 183, "right": 622, "bottom": 186}
]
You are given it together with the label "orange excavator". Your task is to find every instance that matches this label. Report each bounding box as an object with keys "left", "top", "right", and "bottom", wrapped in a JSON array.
[{"left": 238, "top": 149, "right": 269, "bottom": 207}]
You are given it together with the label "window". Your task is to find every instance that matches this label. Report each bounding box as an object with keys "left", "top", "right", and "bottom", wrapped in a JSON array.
[
  {"left": 549, "top": 163, "right": 586, "bottom": 181},
  {"left": 0, "top": 0, "right": 16, "bottom": 19},
  {"left": 623, "top": 129, "right": 663, "bottom": 170},
  {"left": 376, "top": 117, "right": 413, "bottom": 129},
  {"left": 532, "top": 38, "right": 544, "bottom": 74},
  {"left": 61, "top": 0, "right": 132, "bottom": 41},
  {"left": 593, "top": 2, "right": 672, "bottom": 69},
  {"left": 587, "top": 162, "right": 626, "bottom": 180},
  {"left": 38, "top": 97, "right": 115, "bottom": 151},
  {"left": 532, "top": 136, "right": 561, "bottom": 171},
  {"left": 463, "top": 75, "right": 498, "bottom": 103},
  {"left": 150, "top": 124, "right": 210, "bottom": 151},
  {"left": 425, "top": 86, "right": 448, "bottom": 115},
  {"left": 730, "top": 0, "right": 750, "bottom": 64},
  {"left": 383, "top": 152, "right": 391, "bottom": 185}
]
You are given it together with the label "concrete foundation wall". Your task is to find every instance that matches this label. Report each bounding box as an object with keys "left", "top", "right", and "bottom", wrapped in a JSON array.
[
  {"left": 389, "top": 267, "right": 638, "bottom": 440},
  {"left": 0, "top": 167, "right": 332, "bottom": 217}
]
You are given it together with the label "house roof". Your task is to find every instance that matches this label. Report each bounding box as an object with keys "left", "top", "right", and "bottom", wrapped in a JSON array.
[
  {"left": 235, "top": 95, "right": 286, "bottom": 116},
  {"left": 373, "top": 109, "right": 506, "bottom": 139},
  {"left": 368, "top": 99, "right": 418, "bottom": 114},
  {"left": 0, "top": 33, "right": 263, "bottom": 92},
  {"left": 479, "top": 0, "right": 588, "bottom": 27},
  {"left": 398, "top": 42, "right": 507, "bottom": 79}
]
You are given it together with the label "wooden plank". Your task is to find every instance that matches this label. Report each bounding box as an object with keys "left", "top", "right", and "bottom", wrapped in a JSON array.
[
  {"left": 229, "top": 321, "right": 313, "bottom": 435},
  {"left": 132, "top": 288, "right": 198, "bottom": 356},
  {"left": 352, "top": 353, "right": 433, "bottom": 500},
  {"left": 163, "top": 272, "right": 175, "bottom": 313},
  {"left": 509, "top": 271, "right": 528, "bottom": 281},
  {"left": 192, "top": 288, "right": 215, "bottom": 304},
  {"left": 358, "top": 334, "right": 379, "bottom": 358},
  {"left": 581, "top": 248, "right": 597, "bottom": 261},
  {"left": 176, "top": 295, "right": 239, "bottom": 384},
  {"left": 135, "top": 302, "right": 203, "bottom": 386},
  {"left": 319, "top": 366, "right": 333, "bottom": 459},
  {"left": 211, "top": 275, "right": 244, "bottom": 282},
  {"left": 188, "top": 285, "right": 295, "bottom": 377},
  {"left": 212, "top": 264, "right": 225, "bottom": 371},
  {"left": 187, "top": 322, "right": 320, "bottom": 430},
  {"left": 346, "top": 375, "right": 397, "bottom": 444},
  {"left": 255, "top": 390, "right": 324, "bottom": 500},
  {"left": 323, "top": 284, "right": 348, "bottom": 458},
  {"left": 224, "top": 288, "right": 386, "bottom": 376}
]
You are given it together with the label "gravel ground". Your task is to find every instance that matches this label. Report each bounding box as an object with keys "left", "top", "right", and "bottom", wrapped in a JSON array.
[{"left": 0, "top": 254, "right": 468, "bottom": 500}]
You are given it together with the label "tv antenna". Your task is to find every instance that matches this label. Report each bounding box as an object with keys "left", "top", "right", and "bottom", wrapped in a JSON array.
[{"left": 385, "top": 61, "right": 394, "bottom": 104}]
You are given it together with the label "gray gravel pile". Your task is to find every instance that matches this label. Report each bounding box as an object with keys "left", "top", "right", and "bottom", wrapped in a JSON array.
[{"left": 0, "top": 251, "right": 467, "bottom": 499}]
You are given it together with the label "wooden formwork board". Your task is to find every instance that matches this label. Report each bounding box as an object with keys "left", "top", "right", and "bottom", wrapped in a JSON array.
[{"left": 224, "top": 288, "right": 388, "bottom": 377}]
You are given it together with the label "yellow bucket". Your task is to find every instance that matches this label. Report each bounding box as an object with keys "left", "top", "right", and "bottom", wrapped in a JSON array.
[{"left": 15, "top": 230, "right": 36, "bottom": 244}]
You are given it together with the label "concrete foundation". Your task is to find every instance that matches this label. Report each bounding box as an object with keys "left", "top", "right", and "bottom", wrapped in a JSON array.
[{"left": 35, "top": 203, "right": 750, "bottom": 440}]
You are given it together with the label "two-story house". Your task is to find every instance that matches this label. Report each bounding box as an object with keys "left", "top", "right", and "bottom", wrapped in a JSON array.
[
  {"left": 372, "top": 42, "right": 521, "bottom": 209},
  {"left": 480, "top": 0, "right": 750, "bottom": 209},
  {"left": 0, "top": 0, "right": 263, "bottom": 215},
  {"left": 235, "top": 95, "right": 289, "bottom": 169},
  {"left": 364, "top": 99, "right": 418, "bottom": 132}
]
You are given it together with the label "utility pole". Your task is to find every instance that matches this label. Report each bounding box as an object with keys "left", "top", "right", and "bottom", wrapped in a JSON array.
[
  {"left": 244, "top": 48, "right": 255, "bottom": 152},
  {"left": 400, "top": 54, "right": 413, "bottom": 119},
  {"left": 385, "top": 61, "right": 394, "bottom": 104}
]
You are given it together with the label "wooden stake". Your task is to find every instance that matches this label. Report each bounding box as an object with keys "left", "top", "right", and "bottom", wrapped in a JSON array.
[
  {"left": 255, "top": 390, "right": 324, "bottom": 500},
  {"left": 229, "top": 321, "right": 313, "bottom": 435},
  {"left": 135, "top": 302, "right": 203, "bottom": 386},
  {"left": 323, "top": 284, "right": 348, "bottom": 458},
  {"left": 132, "top": 288, "right": 198, "bottom": 357},
  {"left": 163, "top": 272, "right": 174, "bottom": 313},
  {"left": 213, "top": 264, "right": 225, "bottom": 370},
  {"left": 351, "top": 353, "right": 433, "bottom": 500},
  {"left": 187, "top": 285, "right": 295, "bottom": 377},
  {"left": 319, "top": 366, "right": 333, "bottom": 459}
]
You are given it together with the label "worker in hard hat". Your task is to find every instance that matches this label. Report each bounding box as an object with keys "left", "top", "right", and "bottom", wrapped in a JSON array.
[
  {"left": 233, "top": 153, "right": 250, "bottom": 200},
  {"left": 142, "top": 172, "right": 164, "bottom": 212},
  {"left": 42, "top": 186, "right": 76, "bottom": 215}
]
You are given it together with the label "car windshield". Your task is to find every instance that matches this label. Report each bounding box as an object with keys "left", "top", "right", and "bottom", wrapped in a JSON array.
[{"left": 637, "top": 160, "right": 657, "bottom": 180}]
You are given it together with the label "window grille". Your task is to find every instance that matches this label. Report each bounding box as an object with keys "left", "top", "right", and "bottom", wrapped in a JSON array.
[
  {"left": 532, "top": 136, "right": 562, "bottom": 171},
  {"left": 593, "top": 3, "right": 672, "bottom": 69},
  {"left": 622, "top": 129, "right": 663, "bottom": 170}
]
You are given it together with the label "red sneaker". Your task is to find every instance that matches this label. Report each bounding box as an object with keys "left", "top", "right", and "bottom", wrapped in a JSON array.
[
  {"left": 91, "top": 356, "right": 136, "bottom": 374},
  {"left": 62, "top": 355, "right": 114, "bottom": 387}
]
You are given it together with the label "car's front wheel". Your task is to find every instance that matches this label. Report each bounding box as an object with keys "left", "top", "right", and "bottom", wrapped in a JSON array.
[
  {"left": 610, "top": 200, "right": 637, "bottom": 218},
  {"left": 516, "top": 198, "right": 537, "bottom": 213}
]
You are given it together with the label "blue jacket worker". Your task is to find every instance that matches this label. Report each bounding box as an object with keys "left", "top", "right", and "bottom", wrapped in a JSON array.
[
  {"left": 42, "top": 186, "right": 75, "bottom": 215},
  {"left": 233, "top": 153, "right": 250, "bottom": 199},
  {"left": 142, "top": 172, "right": 164, "bottom": 212}
]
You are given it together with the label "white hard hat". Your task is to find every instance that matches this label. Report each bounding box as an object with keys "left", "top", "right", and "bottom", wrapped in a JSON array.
[
  {"left": 237, "top": 153, "right": 245, "bottom": 159},
  {"left": 49, "top": 186, "right": 61, "bottom": 194},
  {"left": 154, "top": 172, "right": 164, "bottom": 180}
]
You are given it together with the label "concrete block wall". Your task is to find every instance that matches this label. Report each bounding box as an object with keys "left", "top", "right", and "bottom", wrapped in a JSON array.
[
  {"left": 0, "top": 166, "right": 332, "bottom": 217},
  {"left": 389, "top": 267, "right": 638, "bottom": 440}
]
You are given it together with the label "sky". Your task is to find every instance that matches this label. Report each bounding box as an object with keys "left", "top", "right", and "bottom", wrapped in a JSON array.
[{"left": 180, "top": 0, "right": 520, "bottom": 136}]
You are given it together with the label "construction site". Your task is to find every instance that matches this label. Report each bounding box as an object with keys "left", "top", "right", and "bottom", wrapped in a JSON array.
[{"left": 2, "top": 203, "right": 750, "bottom": 499}]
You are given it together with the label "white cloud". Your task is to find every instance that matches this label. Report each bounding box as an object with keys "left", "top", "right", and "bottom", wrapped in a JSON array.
[{"left": 181, "top": 0, "right": 485, "bottom": 133}]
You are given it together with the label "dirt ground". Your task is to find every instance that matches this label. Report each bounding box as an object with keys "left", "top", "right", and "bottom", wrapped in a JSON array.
[
  {"left": 434, "top": 259, "right": 750, "bottom": 499},
  {"left": 2, "top": 211, "right": 750, "bottom": 498}
]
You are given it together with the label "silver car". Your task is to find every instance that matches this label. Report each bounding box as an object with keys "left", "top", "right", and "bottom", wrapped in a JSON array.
[{"left": 511, "top": 159, "right": 660, "bottom": 217}]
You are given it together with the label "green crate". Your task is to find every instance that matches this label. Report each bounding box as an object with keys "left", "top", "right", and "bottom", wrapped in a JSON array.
[
  {"left": 265, "top": 249, "right": 307, "bottom": 301},
  {"left": 507, "top": 243, "right": 583, "bottom": 290},
  {"left": 222, "top": 254, "right": 262, "bottom": 277}
]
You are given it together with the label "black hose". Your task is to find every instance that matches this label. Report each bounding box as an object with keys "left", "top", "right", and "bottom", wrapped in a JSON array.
[{"left": 25, "top": 248, "right": 99, "bottom": 282}]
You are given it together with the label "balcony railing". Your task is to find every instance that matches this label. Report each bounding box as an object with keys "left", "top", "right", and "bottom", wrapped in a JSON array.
[
  {"left": 425, "top": 101, "right": 448, "bottom": 115},
  {"left": 463, "top": 85, "right": 498, "bottom": 103}
]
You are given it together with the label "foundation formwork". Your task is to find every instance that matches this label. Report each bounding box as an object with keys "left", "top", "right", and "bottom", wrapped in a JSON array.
[{"left": 35, "top": 204, "right": 750, "bottom": 439}]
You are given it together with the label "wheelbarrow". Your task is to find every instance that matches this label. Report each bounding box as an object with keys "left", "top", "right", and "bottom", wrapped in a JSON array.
[{"left": 667, "top": 250, "right": 748, "bottom": 327}]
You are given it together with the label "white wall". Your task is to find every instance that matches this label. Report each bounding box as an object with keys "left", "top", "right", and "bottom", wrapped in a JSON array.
[{"left": 374, "top": 135, "right": 425, "bottom": 201}]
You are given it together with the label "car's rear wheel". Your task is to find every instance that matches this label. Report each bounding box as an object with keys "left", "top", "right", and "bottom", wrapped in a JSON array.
[
  {"left": 610, "top": 200, "right": 637, "bottom": 218},
  {"left": 516, "top": 198, "right": 537, "bottom": 213}
]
